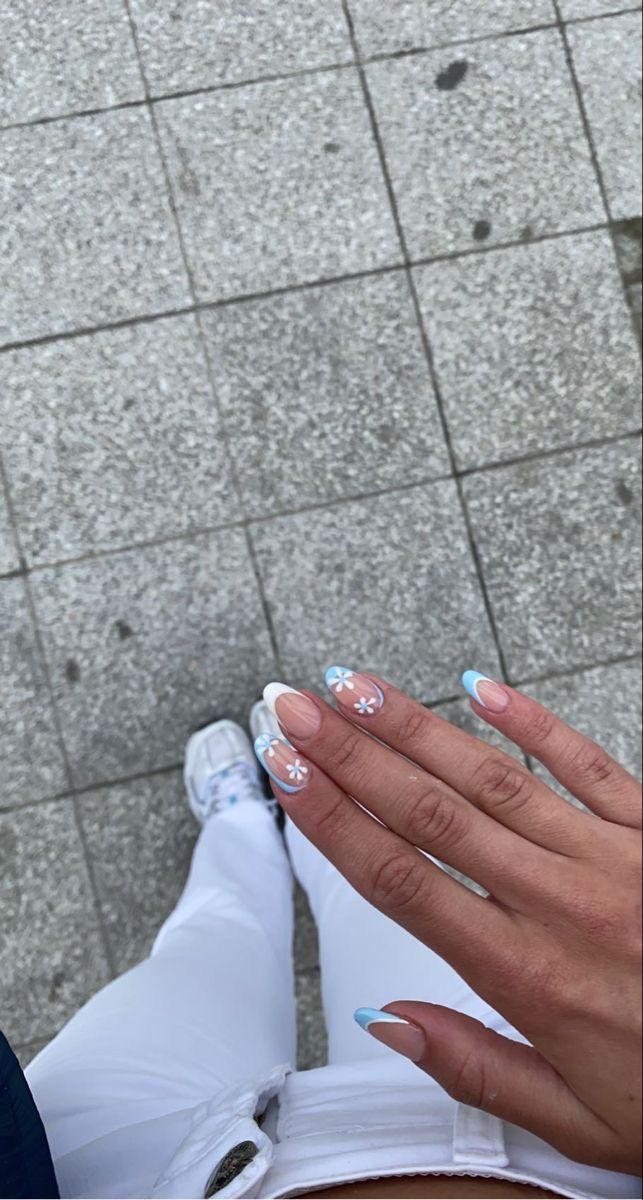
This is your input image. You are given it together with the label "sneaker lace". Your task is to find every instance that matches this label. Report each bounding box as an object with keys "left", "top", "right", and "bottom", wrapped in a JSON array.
[{"left": 204, "top": 760, "right": 262, "bottom": 811}]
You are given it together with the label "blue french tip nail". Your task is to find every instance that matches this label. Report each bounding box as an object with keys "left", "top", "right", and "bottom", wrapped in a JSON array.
[
  {"left": 461, "top": 670, "right": 489, "bottom": 702},
  {"left": 353, "top": 1007, "right": 408, "bottom": 1030},
  {"left": 253, "top": 734, "right": 310, "bottom": 795},
  {"left": 325, "top": 665, "right": 354, "bottom": 690}
]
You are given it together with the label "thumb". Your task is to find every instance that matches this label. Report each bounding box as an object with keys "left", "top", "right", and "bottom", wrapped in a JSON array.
[{"left": 355, "top": 1003, "right": 599, "bottom": 1158}]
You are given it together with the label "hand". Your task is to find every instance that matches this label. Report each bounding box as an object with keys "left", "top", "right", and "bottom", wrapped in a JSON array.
[{"left": 255, "top": 670, "right": 642, "bottom": 1176}]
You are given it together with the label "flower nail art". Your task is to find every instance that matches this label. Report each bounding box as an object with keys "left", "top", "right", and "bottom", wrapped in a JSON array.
[
  {"left": 254, "top": 734, "right": 312, "bottom": 794},
  {"left": 324, "top": 666, "right": 384, "bottom": 717}
]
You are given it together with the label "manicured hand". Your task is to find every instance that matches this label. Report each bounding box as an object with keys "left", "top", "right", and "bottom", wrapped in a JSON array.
[{"left": 254, "top": 669, "right": 642, "bottom": 1176}]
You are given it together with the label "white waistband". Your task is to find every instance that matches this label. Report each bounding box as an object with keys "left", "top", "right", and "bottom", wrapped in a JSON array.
[{"left": 261, "top": 1059, "right": 641, "bottom": 1200}]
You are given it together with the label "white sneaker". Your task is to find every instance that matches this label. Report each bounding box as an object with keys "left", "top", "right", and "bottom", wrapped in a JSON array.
[
  {"left": 183, "top": 719, "right": 266, "bottom": 825},
  {"left": 249, "top": 699, "right": 282, "bottom": 744}
]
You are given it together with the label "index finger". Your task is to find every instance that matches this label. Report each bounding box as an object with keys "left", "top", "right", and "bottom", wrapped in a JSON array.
[{"left": 254, "top": 731, "right": 518, "bottom": 1002}]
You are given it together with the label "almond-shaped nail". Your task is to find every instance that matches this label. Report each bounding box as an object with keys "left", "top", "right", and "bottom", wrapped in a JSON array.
[
  {"left": 462, "top": 670, "right": 509, "bottom": 714},
  {"left": 254, "top": 734, "right": 312, "bottom": 794},
  {"left": 325, "top": 665, "right": 384, "bottom": 717},
  {"left": 353, "top": 1008, "right": 425, "bottom": 1062},
  {"left": 263, "top": 682, "right": 322, "bottom": 739}
]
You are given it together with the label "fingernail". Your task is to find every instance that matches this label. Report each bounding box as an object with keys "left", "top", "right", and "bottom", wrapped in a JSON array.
[
  {"left": 263, "top": 682, "right": 321, "bottom": 739},
  {"left": 254, "top": 734, "right": 312, "bottom": 793},
  {"left": 353, "top": 1008, "right": 425, "bottom": 1063},
  {"left": 462, "top": 670, "right": 509, "bottom": 714},
  {"left": 325, "top": 666, "right": 384, "bottom": 717}
]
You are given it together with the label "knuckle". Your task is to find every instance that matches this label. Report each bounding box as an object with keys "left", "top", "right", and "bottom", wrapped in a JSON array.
[
  {"left": 471, "top": 756, "right": 534, "bottom": 819},
  {"left": 527, "top": 707, "right": 557, "bottom": 747},
  {"left": 403, "top": 784, "right": 468, "bottom": 854},
  {"left": 395, "top": 705, "right": 430, "bottom": 748},
  {"left": 369, "top": 851, "right": 427, "bottom": 917},
  {"left": 568, "top": 739, "right": 617, "bottom": 790},
  {"left": 329, "top": 728, "right": 362, "bottom": 774},
  {"left": 312, "top": 790, "right": 348, "bottom": 842},
  {"left": 447, "top": 1045, "right": 487, "bottom": 1110}
]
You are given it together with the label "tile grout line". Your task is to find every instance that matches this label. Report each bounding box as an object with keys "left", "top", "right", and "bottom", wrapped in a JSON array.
[
  {"left": 3, "top": 649, "right": 640, "bottom": 818},
  {"left": 1, "top": 428, "right": 640, "bottom": 583},
  {"left": 341, "top": 0, "right": 511, "bottom": 684},
  {"left": 552, "top": 0, "right": 642, "bottom": 351},
  {"left": 2, "top": 6, "right": 640, "bottom": 137},
  {"left": 0, "top": 220, "right": 617, "bottom": 357},
  {"left": 0, "top": 451, "right": 118, "bottom": 979},
  {"left": 121, "top": 0, "right": 285, "bottom": 676}
]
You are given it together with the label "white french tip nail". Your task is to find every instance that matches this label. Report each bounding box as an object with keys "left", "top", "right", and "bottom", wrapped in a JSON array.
[{"left": 263, "top": 681, "right": 300, "bottom": 717}]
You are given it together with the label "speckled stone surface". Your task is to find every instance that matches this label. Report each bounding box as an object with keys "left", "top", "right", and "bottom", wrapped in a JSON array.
[
  {"left": 350, "top": 0, "right": 555, "bottom": 57},
  {"left": 130, "top": 0, "right": 351, "bottom": 94},
  {"left": 0, "top": 800, "right": 109, "bottom": 1044},
  {"left": 0, "top": 316, "right": 236, "bottom": 564},
  {"left": 464, "top": 440, "right": 643, "bottom": 680},
  {"left": 560, "top": 0, "right": 641, "bottom": 20},
  {"left": 0, "top": 490, "right": 19, "bottom": 575},
  {"left": 155, "top": 71, "right": 401, "bottom": 302},
  {"left": 294, "top": 882, "right": 321, "bottom": 974},
  {"left": 29, "top": 532, "right": 278, "bottom": 788},
  {"left": 295, "top": 969, "right": 327, "bottom": 1069},
  {"left": 366, "top": 30, "right": 602, "bottom": 258},
  {"left": 0, "top": 0, "right": 142, "bottom": 126},
  {"left": 202, "top": 273, "right": 449, "bottom": 516},
  {"left": 79, "top": 772, "right": 198, "bottom": 974},
  {"left": 0, "top": 578, "right": 68, "bottom": 807},
  {"left": 1, "top": 0, "right": 641, "bottom": 1072},
  {"left": 568, "top": 12, "right": 643, "bottom": 221},
  {"left": 0, "top": 109, "right": 190, "bottom": 345},
  {"left": 252, "top": 483, "right": 501, "bottom": 701},
  {"left": 528, "top": 660, "right": 643, "bottom": 802},
  {"left": 415, "top": 230, "right": 642, "bottom": 469}
]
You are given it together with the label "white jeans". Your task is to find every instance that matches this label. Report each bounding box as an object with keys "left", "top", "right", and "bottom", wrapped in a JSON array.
[{"left": 27, "top": 802, "right": 640, "bottom": 1199}]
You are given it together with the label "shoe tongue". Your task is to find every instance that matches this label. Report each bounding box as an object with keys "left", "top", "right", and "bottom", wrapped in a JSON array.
[{"left": 207, "top": 761, "right": 261, "bottom": 810}]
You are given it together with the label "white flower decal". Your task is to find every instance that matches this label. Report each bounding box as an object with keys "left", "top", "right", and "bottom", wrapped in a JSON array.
[
  {"left": 286, "top": 758, "right": 309, "bottom": 783},
  {"left": 355, "top": 696, "right": 378, "bottom": 715},
  {"left": 256, "top": 733, "right": 278, "bottom": 758},
  {"left": 328, "top": 667, "right": 355, "bottom": 694}
]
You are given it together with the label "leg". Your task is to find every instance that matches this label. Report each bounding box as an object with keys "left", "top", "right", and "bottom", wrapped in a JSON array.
[
  {"left": 28, "top": 730, "right": 296, "bottom": 1169},
  {"left": 286, "top": 819, "right": 502, "bottom": 1065}
]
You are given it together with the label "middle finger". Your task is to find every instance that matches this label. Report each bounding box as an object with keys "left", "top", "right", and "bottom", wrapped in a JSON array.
[{"left": 265, "top": 684, "right": 562, "bottom": 909}]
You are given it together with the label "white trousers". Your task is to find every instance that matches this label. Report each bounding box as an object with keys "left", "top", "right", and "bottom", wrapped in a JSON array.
[{"left": 27, "top": 802, "right": 640, "bottom": 1199}]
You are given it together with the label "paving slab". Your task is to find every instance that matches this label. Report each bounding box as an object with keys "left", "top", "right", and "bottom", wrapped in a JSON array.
[
  {"left": 0, "top": 800, "right": 110, "bottom": 1045},
  {"left": 295, "top": 969, "right": 327, "bottom": 1069},
  {"left": 0, "top": 0, "right": 142, "bottom": 127},
  {"left": 568, "top": 12, "right": 643, "bottom": 221},
  {"left": 202, "top": 273, "right": 449, "bottom": 517},
  {"left": 349, "top": 0, "right": 555, "bottom": 58},
  {"left": 528, "top": 660, "right": 643, "bottom": 804},
  {"left": 130, "top": 0, "right": 351, "bottom": 94},
  {"left": 79, "top": 772, "right": 198, "bottom": 975},
  {"left": 463, "top": 439, "right": 642, "bottom": 680},
  {"left": 0, "top": 109, "right": 190, "bottom": 345},
  {"left": 0, "top": 578, "right": 68, "bottom": 808},
  {"left": 614, "top": 217, "right": 643, "bottom": 345},
  {"left": 155, "top": 71, "right": 401, "bottom": 303},
  {"left": 414, "top": 230, "right": 642, "bottom": 469},
  {"left": 0, "top": 316, "right": 236, "bottom": 565},
  {"left": 252, "top": 483, "right": 501, "bottom": 701},
  {"left": 294, "top": 882, "right": 321, "bottom": 974},
  {"left": 366, "top": 30, "right": 602, "bottom": 259},
  {"left": 560, "top": 0, "right": 641, "bottom": 20},
  {"left": 30, "top": 532, "right": 277, "bottom": 788},
  {"left": 0, "top": 488, "right": 19, "bottom": 575}
]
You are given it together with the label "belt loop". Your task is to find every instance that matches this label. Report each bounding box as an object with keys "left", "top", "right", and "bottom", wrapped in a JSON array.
[{"left": 452, "top": 1104, "right": 509, "bottom": 1168}]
